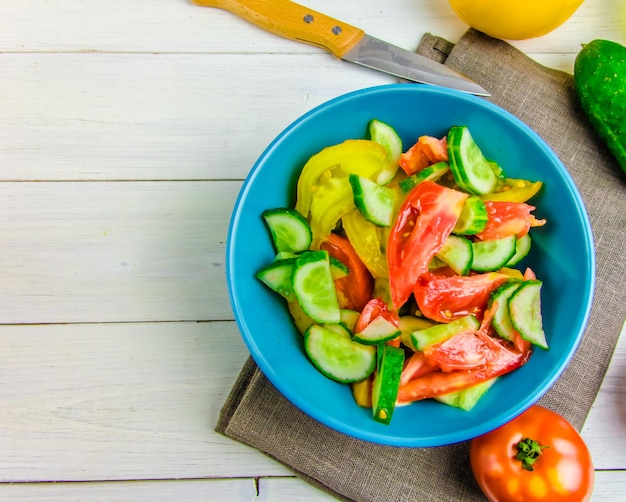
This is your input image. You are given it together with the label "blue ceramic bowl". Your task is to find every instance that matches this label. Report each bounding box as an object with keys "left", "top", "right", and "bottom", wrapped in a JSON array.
[{"left": 226, "top": 84, "right": 594, "bottom": 447}]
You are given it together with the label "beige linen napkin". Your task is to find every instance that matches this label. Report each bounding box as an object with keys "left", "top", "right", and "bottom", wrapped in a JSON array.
[{"left": 217, "top": 29, "right": 626, "bottom": 501}]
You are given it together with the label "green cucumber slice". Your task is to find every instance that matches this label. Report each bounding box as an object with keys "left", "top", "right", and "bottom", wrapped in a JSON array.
[
  {"left": 398, "top": 315, "right": 436, "bottom": 351},
  {"left": 435, "top": 377, "right": 499, "bottom": 411},
  {"left": 453, "top": 196, "right": 488, "bottom": 235},
  {"left": 256, "top": 258, "right": 296, "bottom": 301},
  {"left": 262, "top": 207, "right": 312, "bottom": 253},
  {"left": 329, "top": 256, "right": 349, "bottom": 280},
  {"left": 369, "top": 119, "right": 403, "bottom": 185},
  {"left": 340, "top": 309, "right": 360, "bottom": 332},
  {"left": 436, "top": 234, "right": 473, "bottom": 276},
  {"left": 398, "top": 161, "right": 450, "bottom": 192},
  {"left": 489, "top": 280, "right": 523, "bottom": 342},
  {"left": 304, "top": 324, "right": 376, "bottom": 383},
  {"left": 471, "top": 235, "right": 517, "bottom": 272},
  {"left": 372, "top": 344, "right": 405, "bottom": 424},
  {"left": 411, "top": 314, "right": 480, "bottom": 351},
  {"left": 447, "top": 126, "right": 499, "bottom": 195},
  {"left": 509, "top": 280, "right": 548, "bottom": 350},
  {"left": 349, "top": 174, "right": 396, "bottom": 227},
  {"left": 353, "top": 316, "right": 401, "bottom": 345},
  {"left": 506, "top": 233, "right": 532, "bottom": 266},
  {"left": 292, "top": 251, "right": 341, "bottom": 324}
]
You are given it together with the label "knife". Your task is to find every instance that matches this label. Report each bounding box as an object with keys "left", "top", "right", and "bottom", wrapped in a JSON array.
[{"left": 192, "top": 0, "right": 490, "bottom": 96}]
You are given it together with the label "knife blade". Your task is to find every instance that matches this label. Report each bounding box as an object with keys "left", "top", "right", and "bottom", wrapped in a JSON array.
[{"left": 193, "top": 0, "right": 490, "bottom": 96}]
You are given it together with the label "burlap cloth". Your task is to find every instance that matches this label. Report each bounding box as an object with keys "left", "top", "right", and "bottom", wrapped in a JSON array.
[{"left": 217, "top": 30, "right": 626, "bottom": 501}]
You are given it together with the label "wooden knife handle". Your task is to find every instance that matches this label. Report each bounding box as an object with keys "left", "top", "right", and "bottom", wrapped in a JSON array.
[{"left": 192, "top": 0, "right": 365, "bottom": 58}]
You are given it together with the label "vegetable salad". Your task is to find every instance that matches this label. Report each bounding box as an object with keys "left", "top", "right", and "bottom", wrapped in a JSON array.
[{"left": 257, "top": 119, "right": 547, "bottom": 425}]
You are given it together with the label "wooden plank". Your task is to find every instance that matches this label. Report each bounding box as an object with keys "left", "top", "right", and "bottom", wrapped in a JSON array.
[
  {"left": 0, "top": 181, "right": 240, "bottom": 324},
  {"left": 0, "top": 478, "right": 257, "bottom": 501},
  {"left": 1, "top": 320, "right": 625, "bottom": 483},
  {"left": 1, "top": 0, "right": 622, "bottom": 59},
  {"left": 259, "top": 472, "right": 626, "bottom": 501},
  {"left": 0, "top": 53, "right": 391, "bottom": 181},
  {"left": 0, "top": 321, "right": 290, "bottom": 481}
]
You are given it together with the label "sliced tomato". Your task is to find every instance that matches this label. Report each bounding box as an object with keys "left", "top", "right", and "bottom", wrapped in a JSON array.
[
  {"left": 400, "top": 351, "right": 438, "bottom": 386},
  {"left": 399, "top": 135, "right": 448, "bottom": 176},
  {"left": 423, "top": 332, "right": 488, "bottom": 372},
  {"left": 475, "top": 201, "right": 546, "bottom": 241},
  {"left": 523, "top": 266, "right": 537, "bottom": 281},
  {"left": 413, "top": 272, "right": 509, "bottom": 323},
  {"left": 387, "top": 181, "right": 468, "bottom": 310},
  {"left": 354, "top": 297, "right": 399, "bottom": 333},
  {"left": 320, "top": 233, "right": 373, "bottom": 311},
  {"left": 397, "top": 334, "right": 531, "bottom": 404}
]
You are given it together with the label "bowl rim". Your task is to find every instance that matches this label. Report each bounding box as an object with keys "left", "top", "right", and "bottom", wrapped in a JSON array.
[{"left": 226, "top": 83, "right": 596, "bottom": 447}]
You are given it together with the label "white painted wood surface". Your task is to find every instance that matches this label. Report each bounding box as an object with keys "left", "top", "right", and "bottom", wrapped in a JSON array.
[{"left": 1, "top": 0, "right": 624, "bottom": 499}]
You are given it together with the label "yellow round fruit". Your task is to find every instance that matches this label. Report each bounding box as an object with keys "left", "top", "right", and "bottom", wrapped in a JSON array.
[{"left": 448, "top": 0, "right": 585, "bottom": 40}]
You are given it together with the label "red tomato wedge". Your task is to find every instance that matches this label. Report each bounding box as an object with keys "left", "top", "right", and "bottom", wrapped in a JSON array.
[
  {"left": 424, "top": 332, "right": 488, "bottom": 372},
  {"left": 320, "top": 234, "right": 373, "bottom": 311},
  {"left": 397, "top": 333, "right": 531, "bottom": 403},
  {"left": 387, "top": 181, "right": 468, "bottom": 310},
  {"left": 399, "top": 135, "right": 448, "bottom": 175},
  {"left": 475, "top": 201, "right": 546, "bottom": 241},
  {"left": 400, "top": 351, "right": 438, "bottom": 386},
  {"left": 413, "top": 272, "right": 509, "bottom": 323}
]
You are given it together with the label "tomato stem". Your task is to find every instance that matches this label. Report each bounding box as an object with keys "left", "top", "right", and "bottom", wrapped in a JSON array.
[{"left": 515, "top": 437, "right": 550, "bottom": 471}]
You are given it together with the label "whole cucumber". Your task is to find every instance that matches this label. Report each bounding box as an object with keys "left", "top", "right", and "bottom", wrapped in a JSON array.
[{"left": 574, "top": 39, "right": 626, "bottom": 175}]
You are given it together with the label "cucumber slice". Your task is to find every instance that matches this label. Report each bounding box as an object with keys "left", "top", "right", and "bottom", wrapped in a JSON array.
[
  {"left": 506, "top": 233, "right": 532, "bottom": 266},
  {"left": 489, "top": 280, "right": 523, "bottom": 341},
  {"left": 349, "top": 174, "right": 396, "bottom": 227},
  {"left": 262, "top": 207, "right": 312, "bottom": 253},
  {"left": 329, "top": 256, "right": 349, "bottom": 280},
  {"left": 369, "top": 119, "right": 403, "bottom": 185},
  {"left": 411, "top": 314, "right": 480, "bottom": 350},
  {"left": 436, "top": 234, "right": 473, "bottom": 276},
  {"left": 509, "top": 280, "right": 548, "bottom": 350},
  {"left": 292, "top": 251, "right": 341, "bottom": 324},
  {"left": 447, "top": 126, "right": 499, "bottom": 195},
  {"left": 435, "top": 377, "right": 499, "bottom": 411},
  {"left": 398, "top": 315, "right": 436, "bottom": 351},
  {"left": 304, "top": 324, "right": 376, "bottom": 383},
  {"left": 372, "top": 344, "right": 405, "bottom": 424},
  {"left": 323, "top": 322, "right": 352, "bottom": 339},
  {"left": 256, "top": 258, "right": 296, "bottom": 301},
  {"left": 353, "top": 316, "right": 401, "bottom": 345},
  {"left": 453, "top": 196, "right": 488, "bottom": 235},
  {"left": 471, "top": 235, "right": 517, "bottom": 272},
  {"left": 340, "top": 309, "right": 360, "bottom": 332},
  {"left": 398, "top": 161, "right": 450, "bottom": 192}
]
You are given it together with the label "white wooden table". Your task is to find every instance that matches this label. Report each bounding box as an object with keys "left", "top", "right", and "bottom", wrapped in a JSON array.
[{"left": 1, "top": 0, "right": 625, "bottom": 499}]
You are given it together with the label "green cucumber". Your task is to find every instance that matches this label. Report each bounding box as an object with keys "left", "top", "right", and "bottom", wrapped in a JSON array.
[
  {"left": 292, "top": 251, "right": 341, "bottom": 324},
  {"left": 340, "top": 309, "right": 360, "bottom": 332},
  {"left": 436, "top": 234, "right": 473, "bottom": 276},
  {"left": 353, "top": 316, "right": 401, "bottom": 345},
  {"left": 447, "top": 126, "right": 499, "bottom": 195},
  {"left": 398, "top": 161, "right": 449, "bottom": 192},
  {"left": 349, "top": 174, "right": 397, "bottom": 227},
  {"left": 489, "top": 280, "right": 523, "bottom": 342},
  {"left": 329, "top": 256, "right": 349, "bottom": 280},
  {"left": 368, "top": 119, "right": 403, "bottom": 184},
  {"left": 471, "top": 235, "right": 517, "bottom": 272},
  {"left": 372, "top": 344, "right": 405, "bottom": 424},
  {"left": 262, "top": 207, "right": 312, "bottom": 253},
  {"left": 453, "top": 196, "right": 488, "bottom": 235},
  {"left": 304, "top": 324, "right": 376, "bottom": 383},
  {"left": 256, "top": 258, "right": 296, "bottom": 301},
  {"left": 506, "top": 233, "right": 532, "bottom": 266},
  {"left": 398, "top": 315, "right": 436, "bottom": 351},
  {"left": 435, "top": 377, "right": 498, "bottom": 411},
  {"left": 574, "top": 39, "right": 626, "bottom": 175},
  {"left": 411, "top": 314, "right": 480, "bottom": 351},
  {"left": 508, "top": 280, "right": 548, "bottom": 350}
]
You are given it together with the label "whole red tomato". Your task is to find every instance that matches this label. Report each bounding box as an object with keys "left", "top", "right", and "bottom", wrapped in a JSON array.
[{"left": 470, "top": 405, "right": 594, "bottom": 501}]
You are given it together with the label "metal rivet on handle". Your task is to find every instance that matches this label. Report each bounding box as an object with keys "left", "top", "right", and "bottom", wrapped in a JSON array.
[
  {"left": 332, "top": 26, "right": 342, "bottom": 35},
  {"left": 303, "top": 14, "right": 314, "bottom": 23}
]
